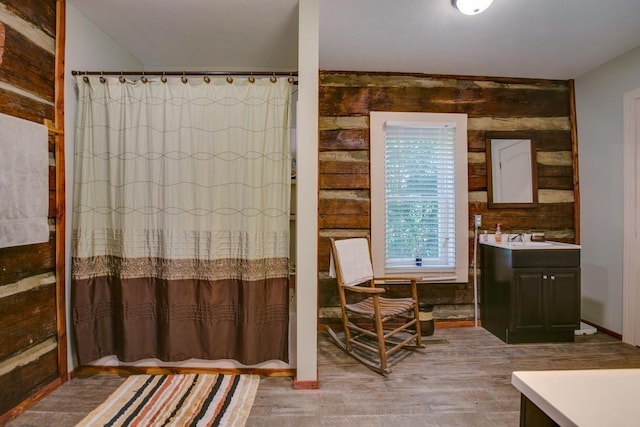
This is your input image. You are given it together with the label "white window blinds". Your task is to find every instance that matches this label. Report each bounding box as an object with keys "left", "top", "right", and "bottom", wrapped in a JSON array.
[{"left": 383, "top": 121, "right": 457, "bottom": 272}]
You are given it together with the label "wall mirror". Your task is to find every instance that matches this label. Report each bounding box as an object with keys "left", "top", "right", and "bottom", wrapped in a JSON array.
[{"left": 486, "top": 133, "right": 538, "bottom": 208}]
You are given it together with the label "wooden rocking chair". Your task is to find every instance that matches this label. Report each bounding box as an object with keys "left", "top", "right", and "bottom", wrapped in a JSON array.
[{"left": 326, "top": 237, "right": 423, "bottom": 375}]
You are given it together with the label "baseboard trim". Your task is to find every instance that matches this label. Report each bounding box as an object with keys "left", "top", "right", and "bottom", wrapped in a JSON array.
[
  {"left": 581, "top": 319, "right": 622, "bottom": 340},
  {"left": 293, "top": 378, "right": 320, "bottom": 389},
  {"left": 74, "top": 365, "right": 296, "bottom": 378},
  {"left": 320, "top": 319, "right": 478, "bottom": 330},
  {"left": 435, "top": 319, "right": 479, "bottom": 328}
]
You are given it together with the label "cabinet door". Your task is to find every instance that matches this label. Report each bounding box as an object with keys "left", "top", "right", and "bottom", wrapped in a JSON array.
[
  {"left": 512, "top": 268, "right": 545, "bottom": 332},
  {"left": 546, "top": 268, "right": 581, "bottom": 330}
]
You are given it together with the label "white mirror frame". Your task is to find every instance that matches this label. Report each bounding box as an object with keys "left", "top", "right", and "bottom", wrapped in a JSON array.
[{"left": 487, "top": 136, "right": 538, "bottom": 208}]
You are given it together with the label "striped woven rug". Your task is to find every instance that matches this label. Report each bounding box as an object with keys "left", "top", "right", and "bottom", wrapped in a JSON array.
[{"left": 76, "top": 373, "right": 260, "bottom": 427}]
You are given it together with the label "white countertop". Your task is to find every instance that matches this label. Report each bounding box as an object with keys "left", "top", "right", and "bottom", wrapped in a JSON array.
[
  {"left": 481, "top": 240, "right": 581, "bottom": 250},
  {"left": 512, "top": 369, "right": 640, "bottom": 427}
]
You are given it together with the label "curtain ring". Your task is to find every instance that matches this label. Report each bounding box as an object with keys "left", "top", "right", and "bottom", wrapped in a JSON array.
[
  {"left": 119, "top": 72, "right": 126, "bottom": 84},
  {"left": 161, "top": 72, "right": 167, "bottom": 83},
  {"left": 204, "top": 73, "right": 211, "bottom": 84},
  {"left": 141, "top": 71, "right": 148, "bottom": 84},
  {"left": 248, "top": 73, "right": 255, "bottom": 84},
  {"left": 181, "top": 72, "right": 188, "bottom": 84},
  {"left": 270, "top": 73, "right": 277, "bottom": 83},
  {"left": 99, "top": 72, "right": 106, "bottom": 84},
  {"left": 288, "top": 73, "right": 295, "bottom": 84},
  {"left": 226, "top": 74, "right": 233, "bottom": 84},
  {"left": 82, "top": 73, "right": 89, "bottom": 83}
]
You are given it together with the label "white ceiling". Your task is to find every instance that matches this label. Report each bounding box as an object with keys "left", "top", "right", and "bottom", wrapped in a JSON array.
[{"left": 69, "top": 0, "right": 640, "bottom": 80}]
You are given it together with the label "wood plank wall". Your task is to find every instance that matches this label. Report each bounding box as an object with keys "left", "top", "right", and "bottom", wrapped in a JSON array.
[
  {"left": 318, "top": 71, "right": 577, "bottom": 319},
  {"left": 0, "top": 0, "right": 63, "bottom": 418}
]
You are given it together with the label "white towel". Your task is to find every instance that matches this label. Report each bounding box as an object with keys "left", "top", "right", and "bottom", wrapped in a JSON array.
[
  {"left": 330, "top": 238, "right": 374, "bottom": 286},
  {"left": 0, "top": 112, "right": 49, "bottom": 248}
]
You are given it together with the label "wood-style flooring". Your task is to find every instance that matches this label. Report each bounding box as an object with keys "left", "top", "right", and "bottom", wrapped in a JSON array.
[{"left": 8, "top": 326, "right": 640, "bottom": 426}]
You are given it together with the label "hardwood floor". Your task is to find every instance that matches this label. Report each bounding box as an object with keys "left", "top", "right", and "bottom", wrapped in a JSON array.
[{"left": 8, "top": 326, "right": 640, "bottom": 426}]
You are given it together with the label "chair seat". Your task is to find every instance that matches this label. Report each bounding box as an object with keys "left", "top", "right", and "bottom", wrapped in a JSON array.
[{"left": 346, "top": 297, "right": 415, "bottom": 318}]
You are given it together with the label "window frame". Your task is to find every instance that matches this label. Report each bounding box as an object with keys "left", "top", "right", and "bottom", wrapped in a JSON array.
[{"left": 370, "top": 111, "right": 468, "bottom": 282}]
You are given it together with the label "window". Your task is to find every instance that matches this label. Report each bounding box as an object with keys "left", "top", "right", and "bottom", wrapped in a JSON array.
[{"left": 370, "top": 112, "right": 468, "bottom": 282}]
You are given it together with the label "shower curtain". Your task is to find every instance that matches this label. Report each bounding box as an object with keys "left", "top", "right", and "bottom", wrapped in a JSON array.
[{"left": 72, "top": 75, "right": 291, "bottom": 365}]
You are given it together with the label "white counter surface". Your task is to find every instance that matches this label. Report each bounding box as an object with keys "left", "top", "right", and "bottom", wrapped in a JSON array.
[
  {"left": 512, "top": 369, "right": 640, "bottom": 427},
  {"left": 481, "top": 240, "right": 581, "bottom": 250}
]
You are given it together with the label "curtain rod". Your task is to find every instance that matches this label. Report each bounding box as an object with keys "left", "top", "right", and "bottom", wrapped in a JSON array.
[
  {"left": 72, "top": 70, "right": 297, "bottom": 76},
  {"left": 72, "top": 70, "right": 297, "bottom": 78},
  {"left": 72, "top": 70, "right": 298, "bottom": 85}
]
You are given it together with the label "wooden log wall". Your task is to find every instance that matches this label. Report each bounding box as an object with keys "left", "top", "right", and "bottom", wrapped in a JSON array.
[
  {"left": 318, "top": 71, "right": 578, "bottom": 320},
  {"left": 0, "top": 0, "right": 65, "bottom": 420}
]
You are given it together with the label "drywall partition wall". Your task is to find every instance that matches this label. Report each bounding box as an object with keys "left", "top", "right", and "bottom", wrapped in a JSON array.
[
  {"left": 64, "top": 3, "right": 143, "bottom": 370},
  {"left": 294, "top": 0, "right": 319, "bottom": 387},
  {"left": 0, "top": 0, "right": 61, "bottom": 416},
  {"left": 575, "top": 46, "right": 640, "bottom": 334},
  {"left": 318, "top": 72, "right": 578, "bottom": 321}
]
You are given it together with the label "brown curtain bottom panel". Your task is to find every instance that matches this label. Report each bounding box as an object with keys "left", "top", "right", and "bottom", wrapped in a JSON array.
[{"left": 72, "top": 277, "right": 289, "bottom": 366}]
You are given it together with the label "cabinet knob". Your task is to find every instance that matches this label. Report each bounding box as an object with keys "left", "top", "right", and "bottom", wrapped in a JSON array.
[
  {"left": 551, "top": 275, "right": 556, "bottom": 280},
  {"left": 543, "top": 275, "right": 548, "bottom": 279}
]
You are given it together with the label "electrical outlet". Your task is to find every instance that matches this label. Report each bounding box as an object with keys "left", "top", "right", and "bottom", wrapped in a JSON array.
[{"left": 474, "top": 214, "right": 482, "bottom": 228}]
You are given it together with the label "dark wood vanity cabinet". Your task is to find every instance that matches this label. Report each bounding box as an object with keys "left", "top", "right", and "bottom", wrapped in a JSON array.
[{"left": 480, "top": 244, "right": 580, "bottom": 343}]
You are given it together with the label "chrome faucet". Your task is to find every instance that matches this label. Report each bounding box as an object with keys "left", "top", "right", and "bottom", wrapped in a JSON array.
[{"left": 509, "top": 233, "right": 524, "bottom": 242}]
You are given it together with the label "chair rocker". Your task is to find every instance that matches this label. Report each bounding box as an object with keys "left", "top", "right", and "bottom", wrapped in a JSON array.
[{"left": 326, "top": 237, "right": 424, "bottom": 375}]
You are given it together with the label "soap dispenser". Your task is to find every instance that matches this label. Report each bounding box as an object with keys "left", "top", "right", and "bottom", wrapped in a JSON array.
[{"left": 495, "top": 223, "right": 502, "bottom": 242}]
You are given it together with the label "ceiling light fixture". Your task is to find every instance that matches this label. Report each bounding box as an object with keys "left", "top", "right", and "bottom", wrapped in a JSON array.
[{"left": 452, "top": 0, "right": 494, "bottom": 15}]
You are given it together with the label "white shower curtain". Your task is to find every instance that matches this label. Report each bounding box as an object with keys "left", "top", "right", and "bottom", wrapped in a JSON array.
[{"left": 72, "top": 75, "right": 292, "bottom": 365}]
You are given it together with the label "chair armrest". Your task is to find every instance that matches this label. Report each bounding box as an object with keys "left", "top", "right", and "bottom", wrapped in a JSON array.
[
  {"left": 373, "top": 276, "right": 419, "bottom": 284},
  {"left": 343, "top": 285, "right": 386, "bottom": 294}
]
